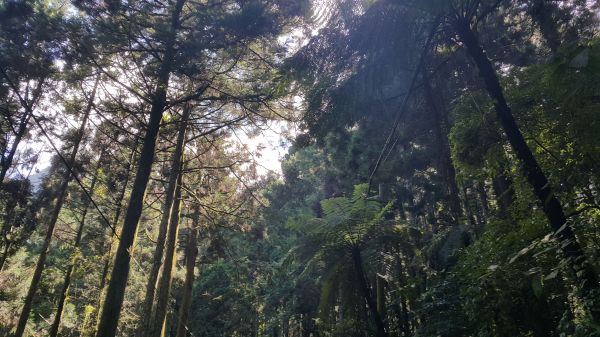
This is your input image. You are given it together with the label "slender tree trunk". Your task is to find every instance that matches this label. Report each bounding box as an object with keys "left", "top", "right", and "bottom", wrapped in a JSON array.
[
  {"left": 0, "top": 82, "right": 44, "bottom": 269},
  {"left": 282, "top": 318, "right": 289, "bottom": 337},
  {"left": 301, "top": 314, "right": 311, "bottom": 337},
  {"left": 150, "top": 173, "right": 184, "bottom": 337},
  {"left": 0, "top": 201, "right": 17, "bottom": 270},
  {"left": 405, "top": 193, "right": 415, "bottom": 225},
  {"left": 0, "top": 241, "right": 11, "bottom": 271},
  {"left": 350, "top": 247, "right": 388, "bottom": 337},
  {"left": 391, "top": 298, "right": 410, "bottom": 337},
  {"left": 0, "top": 78, "right": 43, "bottom": 184},
  {"left": 139, "top": 105, "right": 190, "bottom": 337},
  {"left": 76, "top": 144, "right": 137, "bottom": 337},
  {"left": 49, "top": 154, "right": 104, "bottom": 337},
  {"left": 492, "top": 162, "right": 514, "bottom": 217},
  {"left": 337, "top": 286, "right": 344, "bottom": 322},
  {"left": 175, "top": 207, "right": 199, "bottom": 337},
  {"left": 461, "top": 186, "right": 477, "bottom": 228},
  {"left": 375, "top": 254, "right": 387, "bottom": 320},
  {"left": 0, "top": 111, "right": 32, "bottom": 183},
  {"left": 422, "top": 74, "right": 462, "bottom": 224},
  {"left": 476, "top": 181, "right": 489, "bottom": 217},
  {"left": 94, "top": 108, "right": 164, "bottom": 336},
  {"left": 13, "top": 79, "right": 98, "bottom": 337},
  {"left": 254, "top": 314, "right": 260, "bottom": 337},
  {"left": 455, "top": 19, "right": 600, "bottom": 321},
  {"left": 94, "top": 1, "right": 186, "bottom": 335},
  {"left": 400, "top": 298, "right": 411, "bottom": 336},
  {"left": 85, "top": 144, "right": 137, "bottom": 337},
  {"left": 376, "top": 274, "right": 386, "bottom": 319},
  {"left": 393, "top": 251, "right": 411, "bottom": 336},
  {"left": 475, "top": 180, "right": 489, "bottom": 231},
  {"left": 0, "top": 193, "right": 19, "bottom": 271}
]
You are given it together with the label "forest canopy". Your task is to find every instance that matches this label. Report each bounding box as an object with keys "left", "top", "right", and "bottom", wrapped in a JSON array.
[{"left": 0, "top": 0, "right": 599, "bottom": 336}]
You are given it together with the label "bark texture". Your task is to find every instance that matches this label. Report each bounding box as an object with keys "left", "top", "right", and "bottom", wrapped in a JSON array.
[
  {"left": 149, "top": 174, "right": 183, "bottom": 337},
  {"left": 138, "top": 105, "right": 190, "bottom": 337},
  {"left": 87, "top": 144, "right": 137, "bottom": 337},
  {"left": 175, "top": 214, "right": 199, "bottom": 337},
  {"left": 94, "top": 0, "right": 186, "bottom": 335}
]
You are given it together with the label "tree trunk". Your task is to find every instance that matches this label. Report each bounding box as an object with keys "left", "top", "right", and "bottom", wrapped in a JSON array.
[
  {"left": 94, "top": 99, "right": 164, "bottom": 337},
  {"left": 282, "top": 318, "right": 289, "bottom": 337},
  {"left": 0, "top": 111, "right": 32, "bottom": 183},
  {"left": 175, "top": 207, "right": 199, "bottom": 337},
  {"left": 376, "top": 274, "right": 386, "bottom": 319},
  {"left": 94, "top": 0, "right": 186, "bottom": 335},
  {"left": 151, "top": 171, "right": 184, "bottom": 336},
  {"left": 139, "top": 105, "right": 190, "bottom": 337},
  {"left": 0, "top": 241, "right": 11, "bottom": 271},
  {"left": 150, "top": 173, "right": 183, "bottom": 337},
  {"left": 301, "top": 314, "right": 311, "bottom": 337},
  {"left": 13, "top": 79, "right": 98, "bottom": 337},
  {"left": 0, "top": 78, "right": 43, "bottom": 184},
  {"left": 455, "top": 19, "right": 600, "bottom": 321},
  {"left": 350, "top": 247, "right": 388, "bottom": 337},
  {"left": 400, "top": 298, "right": 411, "bottom": 337},
  {"left": 405, "top": 193, "right": 416, "bottom": 225},
  {"left": 393, "top": 251, "right": 411, "bottom": 336},
  {"left": 49, "top": 154, "right": 104, "bottom": 337},
  {"left": 461, "top": 186, "right": 477, "bottom": 228},
  {"left": 0, "top": 186, "right": 21, "bottom": 271},
  {"left": 475, "top": 180, "right": 489, "bottom": 233},
  {"left": 84, "top": 144, "right": 137, "bottom": 337},
  {"left": 475, "top": 181, "right": 489, "bottom": 219},
  {"left": 492, "top": 162, "right": 514, "bottom": 218},
  {"left": 422, "top": 74, "right": 462, "bottom": 224},
  {"left": 0, "top": 82, "right": 44, "bottom": 268}
]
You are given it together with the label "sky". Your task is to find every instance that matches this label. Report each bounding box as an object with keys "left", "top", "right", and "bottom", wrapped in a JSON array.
[
  {"left": 8, "top": 8, "right": 311, "bottom": 187},
  {"left": 230, "top": 120, "right": 296, "bottom": 176},
  {"left": 15, "top": 116, "right": 293, "bottom": 191}
]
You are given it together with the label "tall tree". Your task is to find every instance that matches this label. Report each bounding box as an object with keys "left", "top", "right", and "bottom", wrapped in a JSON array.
[
  {"left": 93, "top": 0, "right": 189, "bottom": 334},
  {"left": 87, "top": 0, "right": 306, "bottom": 334},
  {"left": 174, "top": 208, "right": 200, "bottom": 337},
  {"left": 450, "top": 4, "right": 599, "bottom": 320},
  {"left": 0, "top": 0, "right": 63, "bottom": 183},
  {"left": 138, "top": 104, "right": 190, "bottom": 337},
  {"left": 49, "top": 150, "right": 105, "bottom": 337},
  {"left": 149, "top": 172, "right": 184, "bottom": 337},
  {"left": 89, "top": 140, "right": 138, "bottom": 337},
  {"left": 13, "top": 77, "right": 98, "bottom": 337}
]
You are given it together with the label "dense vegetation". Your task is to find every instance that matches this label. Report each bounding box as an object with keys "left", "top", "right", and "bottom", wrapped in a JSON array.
[{"left": 0, "top": 0, "right": 599, "bottom": 336}]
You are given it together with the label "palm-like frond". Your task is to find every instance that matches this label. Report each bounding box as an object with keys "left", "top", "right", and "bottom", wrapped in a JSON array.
[{"left": 282, "top": 183, "right": 419, "bottom": 329}]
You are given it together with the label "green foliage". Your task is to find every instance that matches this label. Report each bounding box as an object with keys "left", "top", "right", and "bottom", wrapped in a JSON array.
[
  {"left": 285, "top": 184, "right": 413, "bottom": 333},
  {"left": 1, "top": 1, "right": 600, "bottom": 337},
  {"left": 188, "top": 260, "right": 260, "bottom": 336}
]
